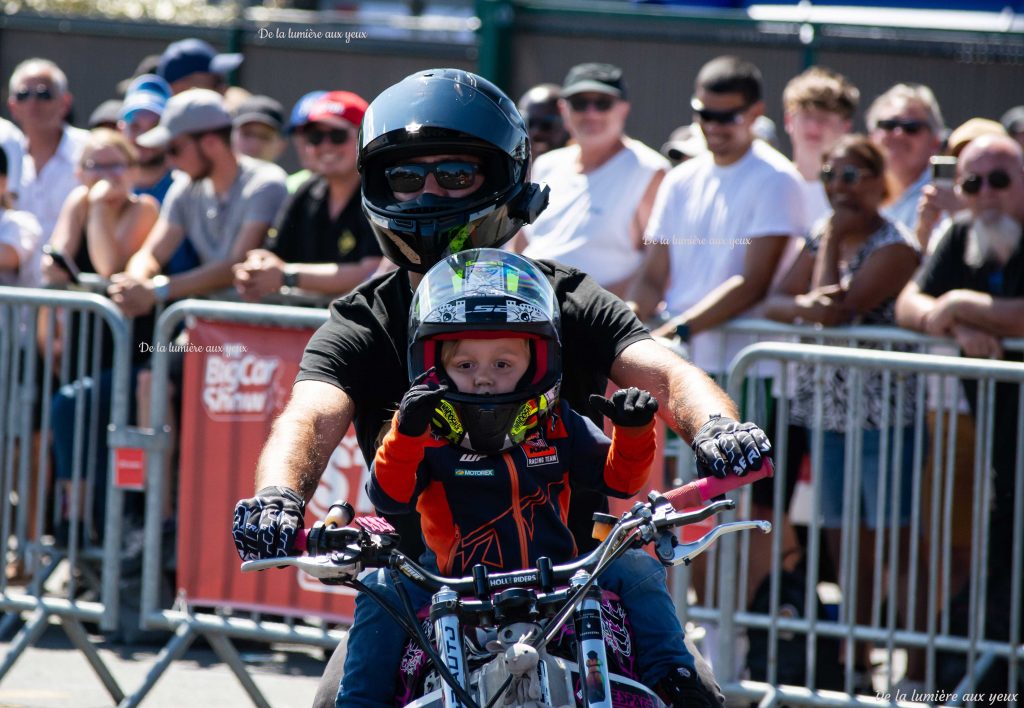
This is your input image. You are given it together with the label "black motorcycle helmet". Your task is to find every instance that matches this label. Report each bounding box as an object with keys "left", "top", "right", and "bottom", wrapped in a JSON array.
[
  {"left": 408, "top": 249, "right": 561, "bottom": 454},
  {"left": 359, "top": 68, "right": 549, "bottom": 273}
]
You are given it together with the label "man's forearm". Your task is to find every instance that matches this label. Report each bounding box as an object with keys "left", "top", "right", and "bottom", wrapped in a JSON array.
[
  {"left": 677, "top": 275, "right": 768, "bottom": 336},
  {"left": 255, "top": 403, "right": 347, "bottom": 499},
  {"left": 955, "top": 296, "right": 1024, "bottom": 338},
  {"left": 167, "top": 261, "right": 236, "bottom": 300},
  {"left": 611, "top": 339, "right": 737, "bottom": 443}
]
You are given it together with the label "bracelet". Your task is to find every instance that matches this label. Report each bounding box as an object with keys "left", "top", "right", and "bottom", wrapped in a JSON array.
[{"left": 152, "top": 275, "right": 171, "bottom": 303}]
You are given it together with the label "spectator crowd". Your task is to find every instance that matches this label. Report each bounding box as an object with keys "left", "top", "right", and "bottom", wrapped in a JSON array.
[{"left": 2, "top": 37, "right": 1023, "bottom": 695}]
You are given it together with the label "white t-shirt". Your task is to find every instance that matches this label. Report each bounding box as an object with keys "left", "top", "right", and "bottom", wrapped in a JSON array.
[
  {"left": 801, "top": 176, "right": 831, "bottom": 227},
  {"left": 523, "top": 138, "right": 669, "bottom": 286},
  {"left": 0, "top": 118, "right": 25, "bottom": 199},
  {"left": 647, "top": 140, "right": 808, "bottom": 373},
  {"left": 0, "top": 208, "right": 44, "bottom": 287},
  {"left": 16, "top": 124, "right": 89, "bottom": 244}
]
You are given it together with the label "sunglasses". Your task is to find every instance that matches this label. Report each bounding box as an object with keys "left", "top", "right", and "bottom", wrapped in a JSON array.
[
  {"left": 83, "top": 160, "right": 129, "bottom": 175},
  {"left": 304, "top": 128, "right": 350, "bottom": 146},
  {"left": 875, "top": 118, "right": 928, "bottom": 135},
  {"left": 691, "top": 98, "right": 749, "bottom": 125},
  {"left": 566, "top": 95, "right": 615, "bottom": 113},
  {"left": 385, "top": 161, "right": 481, "bottom": 193},
  {"left": 820, "top": 164, "right": 876, "bottom": 186},
  {"left": 959, "top": 168, "right": 1012, "bottom": 195},
  {"left": 14, "top": 85, "right": 54, "bottom": 103}
]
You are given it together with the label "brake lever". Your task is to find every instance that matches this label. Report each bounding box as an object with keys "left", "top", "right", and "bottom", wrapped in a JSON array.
[
  {"left": 241, "top": 552, "right": 363, "bottom": 579},
  {"left": 649, "top": 497, "right": 736, "bottom": 529},
  {"left": 655, "top": 520, "right": 772, "bottom": 567}
]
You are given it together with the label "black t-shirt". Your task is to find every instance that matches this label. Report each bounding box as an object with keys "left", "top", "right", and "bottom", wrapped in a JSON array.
[
  {"left": 296, "top": 259, "right": 651, "bottom": 553},
  {"left": 266, "top": 176, "right": 381, "bottom": 264},
  {"left": 917, "top": 218, "right": 1023, "bottom": 511}
]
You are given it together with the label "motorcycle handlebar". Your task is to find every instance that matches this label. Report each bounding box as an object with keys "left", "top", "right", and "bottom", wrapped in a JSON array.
[
  {"left": 662, "top": 458, "right": 774, "bottom": 511},
  {"left": 280, "top": 458, "right": 773, "bottom": 586}
]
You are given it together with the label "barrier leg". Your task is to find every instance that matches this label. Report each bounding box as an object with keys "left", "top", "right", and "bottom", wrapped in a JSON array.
[
  {"left": 118, "top": 621, "right": 197, "bottom": 708},
  {"left": 0, "top": 608, "right": 50, "bottom": 679},
  {"left": 206, "top": 631, "right": 273, "bottom": 708},
  {"left": 61, "top": 614, "right": 124, "bottom": 703}
]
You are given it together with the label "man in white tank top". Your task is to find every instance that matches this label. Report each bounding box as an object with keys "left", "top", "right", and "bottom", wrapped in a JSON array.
[{"left": 515, "top": 63, "right": 668, "bottom": 298}]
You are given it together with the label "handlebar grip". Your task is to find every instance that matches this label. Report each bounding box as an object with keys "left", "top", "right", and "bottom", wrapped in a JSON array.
[
  {"left": 295, "top": 528, "right": 309, "bottom": 552},
  {"left": 662, "top": 458, "right": 774, "bottom": 511}
]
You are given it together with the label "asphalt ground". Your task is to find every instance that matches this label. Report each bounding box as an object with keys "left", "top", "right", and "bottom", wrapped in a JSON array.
[{"left": 0, "top": 624, "right": 325, "bottom": 707}]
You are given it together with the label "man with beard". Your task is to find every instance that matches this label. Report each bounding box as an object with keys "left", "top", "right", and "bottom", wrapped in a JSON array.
[
  {"left": 895, "top": 136, "right": 1024, "bottom": 664},
  {"left": 108, "top": 88, "right": 287, "bottom": 315}
]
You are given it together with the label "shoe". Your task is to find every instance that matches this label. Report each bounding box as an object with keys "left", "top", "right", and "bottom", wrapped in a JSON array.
[{"left": 656, "top": 666, "right": 714, "bottom": 708}]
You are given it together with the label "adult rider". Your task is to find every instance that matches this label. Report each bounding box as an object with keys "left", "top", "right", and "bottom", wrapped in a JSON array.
[{"left": 232, "top": 68, "right": 772, "bottom": 707}]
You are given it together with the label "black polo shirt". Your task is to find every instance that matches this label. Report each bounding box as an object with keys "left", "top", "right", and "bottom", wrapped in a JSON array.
[{"left": 266, "top": 176, "right": 380, "bottom": 264}]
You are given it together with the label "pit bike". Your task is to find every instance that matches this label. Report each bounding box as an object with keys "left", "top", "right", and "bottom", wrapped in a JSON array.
[{"left": 242, "top": 464, "right": 774, "bottom": 707}]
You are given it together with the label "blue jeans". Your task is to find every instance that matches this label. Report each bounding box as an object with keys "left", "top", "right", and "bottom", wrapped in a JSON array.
[{"left": 336, "top": 549, "right": 693, "bottom": 707}]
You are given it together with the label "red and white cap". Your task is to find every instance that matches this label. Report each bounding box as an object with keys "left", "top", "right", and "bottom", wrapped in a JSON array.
[{"left": 306, "top": 91, "right": 368, "bottom": 130}]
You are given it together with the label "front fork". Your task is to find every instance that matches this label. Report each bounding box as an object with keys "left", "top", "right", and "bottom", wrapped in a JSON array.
[
  {"left": 571, "top": 570, "right": 613, "bottom": 708},
  {"left": 431, "top": 586, "right": 468, "bottom": 708}
]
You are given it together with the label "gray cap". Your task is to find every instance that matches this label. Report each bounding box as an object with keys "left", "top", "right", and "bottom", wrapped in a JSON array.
[{"left": 136, "top": 88, "right": 232, "bottom": 148}]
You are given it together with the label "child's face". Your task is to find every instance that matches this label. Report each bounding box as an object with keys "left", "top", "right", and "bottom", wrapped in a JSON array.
[{"left": 443, "top": 337, "right": 529, "bottom": 395}]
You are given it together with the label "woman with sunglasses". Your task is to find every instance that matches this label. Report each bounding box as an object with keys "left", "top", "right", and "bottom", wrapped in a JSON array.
[
  {"left": 233, "top": 91, "right": 382, "bottom": 301},
  {"left": 764, "top": 133, "right": 920, "bottom": 692}
]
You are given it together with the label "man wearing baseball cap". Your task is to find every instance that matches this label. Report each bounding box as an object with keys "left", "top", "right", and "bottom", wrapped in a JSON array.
[
  {"left": 231, "top": 94, "right": 286, "bottom": 164},
  {"left": 517, "top": 62, "right": 669, "bottom": 298},
  {"left": 234, "top": 90, "right": 381, "bottom": 301},
  {"left": 284, "top": 90, "right": 327, "bottom": 193},
  {"left": 157, "top": 38, "right": 243, "bottom": 95},
  {"left": 109, "top": 88, "right": 287, "bottom": 317}
]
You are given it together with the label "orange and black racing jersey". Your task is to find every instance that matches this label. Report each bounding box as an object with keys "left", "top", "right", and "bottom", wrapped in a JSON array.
[{"left": 367, "top": 399, "right": 656, "bottom": 577}]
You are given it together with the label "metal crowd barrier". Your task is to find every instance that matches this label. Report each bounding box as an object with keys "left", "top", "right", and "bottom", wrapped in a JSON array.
[
  {"left": 0, "top": 285, "right": 138, "bottom": 703},
  {"left": 694, "top": 339, "right": 1024, "bottom": 708},
  {"left": 128, "top": 299, "right": 332, "bottom": 708}
]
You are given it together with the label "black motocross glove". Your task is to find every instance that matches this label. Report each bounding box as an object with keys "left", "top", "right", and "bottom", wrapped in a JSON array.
[
  {"left": 656, "top": 666, "right": 715, "bottom": 708},
  {"left": 232, "top": 485, "right": 305, "bottom": 561},
  {"left": 589, "top": 387, "right": 659, "bottom": 427},
  {"left": 397, "top": 367, "right": 449, "bottom": 437},
  {"left": 691, "top": 414, "right": 772, "bottom": 479}
]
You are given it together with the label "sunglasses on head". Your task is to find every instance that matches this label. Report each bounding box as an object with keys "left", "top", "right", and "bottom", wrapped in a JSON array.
[
  {"left": 875, "top": 118, "right": 928, "bottom": 135},
  {"left": 304, "top": 127, "right": 350, "bottom": 146},
  {"left": 820, "top": 163, "right": 877, "bottom": 186},
  {"left": 14, "top": 85, "right": 54, "bottom": 103},
  {"left": 690, "top": 98, "right": 749, "bottom": 125},
  {"left": 385, "top": 161, "right": 481, "bottom": 193},
  {"left": 566, "top": 95, "right": 615, "bottom": 113},
  {"left": 959, "top": 169, "right": 1012, "bottom": 195}
]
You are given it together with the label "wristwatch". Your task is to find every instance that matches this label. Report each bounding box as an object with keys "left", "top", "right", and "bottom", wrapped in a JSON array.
[
  {"left": 282, "top": 267, "right": 299, "bottom": 289},
  {"left": 151, "top": 275, "right": 171, "bottom": 303}
]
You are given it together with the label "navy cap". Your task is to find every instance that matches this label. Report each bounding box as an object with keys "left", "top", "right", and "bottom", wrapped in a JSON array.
[
  {"left": 287, "top": 90, "right": 327, "bottom": 134},
  {"left": 158, "top": 38, "right": 243, "bottom": 85}
]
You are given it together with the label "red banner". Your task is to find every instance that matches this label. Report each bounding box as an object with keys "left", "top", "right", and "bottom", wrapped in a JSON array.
[
  {"left": 177, "top": 319, "right": 372, "bottom": 623},
  {"left": 176, "top": 321, "right": 670, "bottom": 624}
]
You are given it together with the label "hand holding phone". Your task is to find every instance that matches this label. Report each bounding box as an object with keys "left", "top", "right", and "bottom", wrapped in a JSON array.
[
  {"left": 41, "top": 244, "right": 81, "bottom": 285},
  {"left": 930, "top": 155, "right": 958, "bottom": 188}
]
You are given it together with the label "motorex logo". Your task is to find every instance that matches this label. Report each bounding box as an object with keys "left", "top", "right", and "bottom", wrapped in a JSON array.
[{"left": 202, "top": 344, "right": 282, "bottom": 420}]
